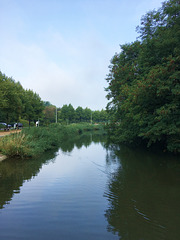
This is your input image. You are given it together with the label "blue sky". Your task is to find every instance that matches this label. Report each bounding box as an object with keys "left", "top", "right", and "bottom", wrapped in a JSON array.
[{"left": 0, "top": 0, "right": 163, "bottom": 110}]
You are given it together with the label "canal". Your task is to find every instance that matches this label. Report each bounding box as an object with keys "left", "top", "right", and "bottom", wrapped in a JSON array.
[{"left": 0, "top": 134, "right": 179, "bottom": 240}]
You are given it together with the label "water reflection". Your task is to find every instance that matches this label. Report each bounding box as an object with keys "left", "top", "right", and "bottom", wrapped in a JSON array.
[
  {"left": 59, "top": 133, "right": 105, "bottom": 152},
  {"left": 0, "top": 133, "right": 106, "bottom": 209},
  {"left": 1, "top": 133, "right": 179, "bottom": 240},
  {"left": 0, "top": 150, "right": 57, "bottom": 209},
  {"left": 104, "top": 144, "right": 180, "bottom": 240}
]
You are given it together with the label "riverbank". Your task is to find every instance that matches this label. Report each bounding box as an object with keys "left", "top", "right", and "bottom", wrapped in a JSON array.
[
  {"left": 0, "top": 130, "right": 22, "bottom": 161},
  {"left": 0, "top": 123, "right": 105, "bottom": 159},
  {"left": 0, "top": 154, "right": 6, "bottom": 161}
]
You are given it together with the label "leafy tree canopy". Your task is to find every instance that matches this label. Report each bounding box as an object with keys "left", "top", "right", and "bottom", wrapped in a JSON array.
[
  {"left": 0, "top": 71, "right": 44, "bottom": 125},
  {"left": 105, "top": 0, "right": 180, "bottom": 153}
]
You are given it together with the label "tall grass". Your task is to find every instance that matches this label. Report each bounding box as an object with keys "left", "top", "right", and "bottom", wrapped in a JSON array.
[
  {"left": 0, "top": 123, "right": 105, "bottom": 158},
  {"left": 0, "top": 133, "right": 31, "bottom": 158}
]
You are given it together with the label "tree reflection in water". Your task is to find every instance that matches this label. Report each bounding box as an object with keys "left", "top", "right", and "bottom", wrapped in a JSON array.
[
  {"left": 0, "top": 150, "right": 58, "bottom": 209},
  {"left": 104, "top": 144, "right": 180, "bottom": 240},
  {"left": 0, "top": 133, "right": 106, "bottom": 209}
]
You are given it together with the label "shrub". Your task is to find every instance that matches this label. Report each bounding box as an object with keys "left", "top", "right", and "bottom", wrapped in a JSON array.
[{"left": 0, "top": 123, "right": 106, "bottom": 158}]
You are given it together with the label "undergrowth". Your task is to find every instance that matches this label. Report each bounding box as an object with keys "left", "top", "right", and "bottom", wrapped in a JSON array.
[{"left": 0, "top": 123, "right": 105, "bottom": 158}]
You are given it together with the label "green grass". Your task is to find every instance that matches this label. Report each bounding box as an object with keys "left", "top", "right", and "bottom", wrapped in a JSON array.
[{"left": 0, "top": 123, "right": 105, "bottom": 158}]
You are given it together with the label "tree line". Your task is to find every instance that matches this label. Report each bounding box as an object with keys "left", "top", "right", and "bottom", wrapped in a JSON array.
[
  {"left": 0, "top": 71, "right": 44, "bottom": 127},
  {"left": 0, "top": 71, "right": 108, "bottom": 127},
  {"left": 105, "top": 0, "right": 180, "bottom": 153},
  {"left": 43, "top": 103, "right": 108, "bottom": 125}
]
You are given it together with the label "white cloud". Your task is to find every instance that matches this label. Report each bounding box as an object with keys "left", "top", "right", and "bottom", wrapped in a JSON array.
[
  {"left": 0, "top": 30, "right": 108, "bottom": 109},
  {"left": 0, "top": 0, "right": 163, "bottom": 110}
]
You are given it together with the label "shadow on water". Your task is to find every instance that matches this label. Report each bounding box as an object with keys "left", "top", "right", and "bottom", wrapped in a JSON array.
[
  {"left": 104, "top": 144, "right": 180, "bottom": 240},
  {"left": 0, "top": 133, "right": 106, "bottom": 209}
]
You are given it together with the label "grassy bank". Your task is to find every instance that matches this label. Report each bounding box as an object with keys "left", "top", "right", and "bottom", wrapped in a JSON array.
[{"left": 0, "top": 123, "right": 105, "bottom": 158}]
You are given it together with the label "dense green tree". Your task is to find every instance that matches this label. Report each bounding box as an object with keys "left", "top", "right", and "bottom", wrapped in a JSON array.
[
  {"left": 105, "top": 0, "right": 180, "bottom": 153},
  {"left": 83, "top": 107, "right": 92, "bottom": 122},
  {"left": 100, "top": 109, "right": 108, "bottom": 122},
  {"left": 0, "top": 72, "right": 7, "bottom": 109},
  {"left": 0, "top": 72, "right": 24, "bottom": 124},
  {"left": 22, "top": 90, "right": 44, "bottom": 126},
  {"left": 60, "top": 104, "right": 75, "bottom": 123},
  {"left": 58, "top": 104, "right": 108, "bottom": 124},
  {"left": 92, "top": 110, "right": 100, "bottom": 122},
  {"left": 75, "top": 106, "right": 84, "bottom": 122},
  {"left": 43, "top": 105, "right": 56, "bottom": 124},
  {"left": 92, "top": 110, "right": 108, "bottom": 122},
  {"left": 0, "top": 71, "right": 44, "bottom": 126}
]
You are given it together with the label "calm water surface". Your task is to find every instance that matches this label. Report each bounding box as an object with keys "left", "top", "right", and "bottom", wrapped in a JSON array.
[{"left": 0, "top": 134, "right": 179, "bottom": 240}]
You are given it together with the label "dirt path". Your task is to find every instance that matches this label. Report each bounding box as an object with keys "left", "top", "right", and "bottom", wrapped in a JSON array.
[{"left": 0, "top": 129, "right": 21, "bottom": 137}]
